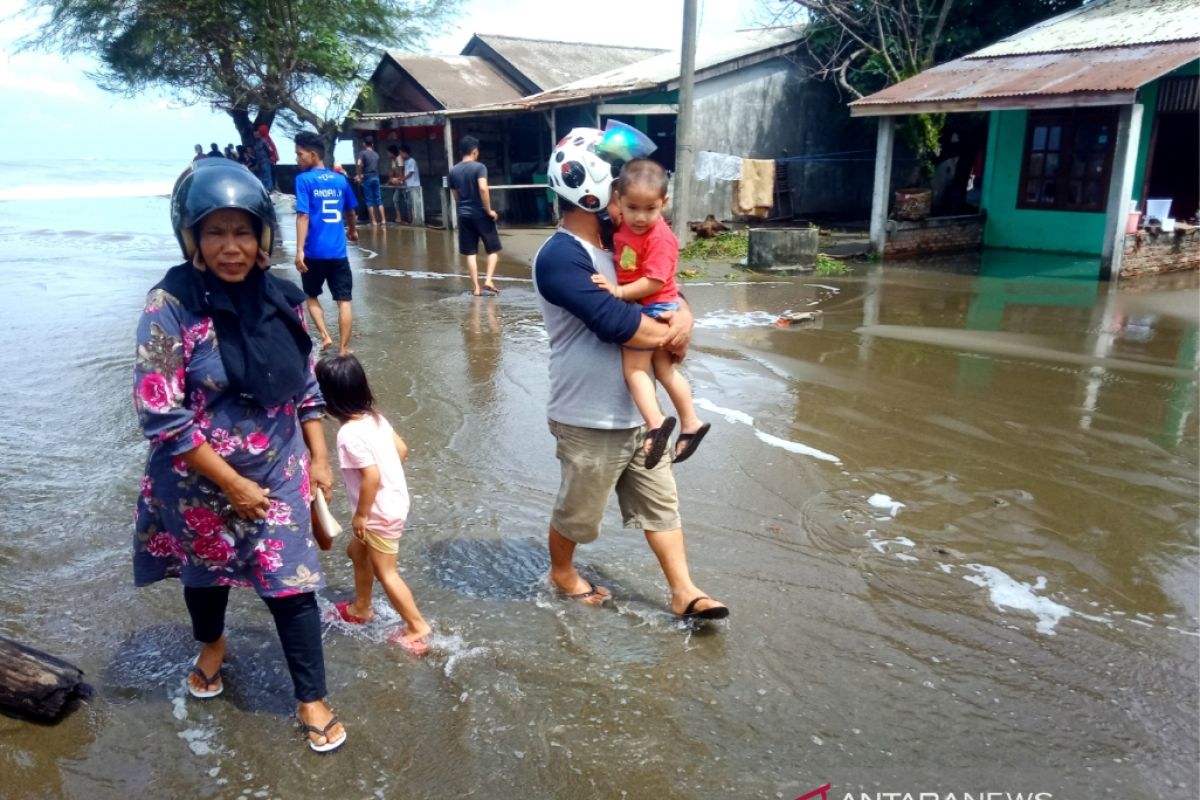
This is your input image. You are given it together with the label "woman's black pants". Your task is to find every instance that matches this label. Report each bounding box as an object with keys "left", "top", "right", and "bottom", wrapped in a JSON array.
[{"left": 183, "top": 585, "right": 327, "bottom": 703}]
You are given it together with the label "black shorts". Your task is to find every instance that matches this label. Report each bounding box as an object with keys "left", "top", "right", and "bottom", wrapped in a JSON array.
[
  {"left": 457, "top": 215, "right": 502, "bottom": 256},
  {"left": 300, "top": 257, "right": 353, "bottom": 301}
]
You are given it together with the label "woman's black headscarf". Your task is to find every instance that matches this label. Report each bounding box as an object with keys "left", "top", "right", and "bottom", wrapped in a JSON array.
[{"left": 157, "top": 262, "right": 312, "bottom": 408}]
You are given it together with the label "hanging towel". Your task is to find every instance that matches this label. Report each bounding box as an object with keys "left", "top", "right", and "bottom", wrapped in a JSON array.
[
  {"left": 733, "top": 159, "right": 775, "bottom": 216},
  {"left": 695, "top": 150, "right": 743, "bottom": 181}
]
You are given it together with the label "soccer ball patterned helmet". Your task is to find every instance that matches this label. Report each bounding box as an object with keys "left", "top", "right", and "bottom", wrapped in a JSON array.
[
  {"left": 546, "top": 121, "right": 659, "bottom": 212},
  {"left": 546, "top": 128, "right": 615, "bottom": 212}
]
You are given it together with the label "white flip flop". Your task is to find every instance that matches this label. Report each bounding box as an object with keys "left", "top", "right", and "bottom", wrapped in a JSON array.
[
  {"left": 186, "top": 657, "right": 223, "bottom": 699},
  {"left": 300, "top": 713, "right": 347, "bottom": 753}
]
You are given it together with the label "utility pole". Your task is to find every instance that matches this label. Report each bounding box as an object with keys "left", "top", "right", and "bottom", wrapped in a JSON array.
[{"left": 672, "top": 0, "right": 698, "bottom": 243}]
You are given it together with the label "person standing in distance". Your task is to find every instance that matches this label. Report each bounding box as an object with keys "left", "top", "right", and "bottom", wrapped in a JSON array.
[
  {"left": 399, "top": 145, "right": 423, "bottom": 227},
  {"left": 253, "top": 128, "right": 274, "bottom": 192},
  {"left": 294, "top": 131, "right": 359, "bottom": 354},
  {"left": 355, "top": 137, "right": 385, "bottom": 227},
  {"left": 448, "top": 135, "right": 502, "bottom": 296},
  {"left": 386, "top": 145, "right": 409, "bottom": 224}
]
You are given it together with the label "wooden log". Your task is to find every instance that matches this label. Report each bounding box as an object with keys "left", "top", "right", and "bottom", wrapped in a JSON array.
[{"left": 0, "top": 635, "right": 92, "bottom": 721}]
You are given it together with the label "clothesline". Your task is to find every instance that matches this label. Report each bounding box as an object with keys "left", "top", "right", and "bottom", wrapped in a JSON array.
[{"left": 695, "top": 149, "right": 913, "bottom": 179}]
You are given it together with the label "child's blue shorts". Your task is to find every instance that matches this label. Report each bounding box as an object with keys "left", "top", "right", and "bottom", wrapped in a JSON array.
[{"left": 641, "top": 301, "right": 680, "bottom": 319}]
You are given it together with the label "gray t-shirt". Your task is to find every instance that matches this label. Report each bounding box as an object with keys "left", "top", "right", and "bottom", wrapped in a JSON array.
[
  {"left": 359, "top": 148, "right": 380, "bottom": 177},
  {"left": 532, "top": 231, "right": 641, "bottom": 429},
  {"left": 448, "top": 160, "right": 487, "bottom": 218}
]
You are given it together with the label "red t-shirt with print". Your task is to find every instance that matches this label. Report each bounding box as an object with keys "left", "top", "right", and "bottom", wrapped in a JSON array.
[{"left": 612, "top": 217, "right": 679, "bottom": 306}]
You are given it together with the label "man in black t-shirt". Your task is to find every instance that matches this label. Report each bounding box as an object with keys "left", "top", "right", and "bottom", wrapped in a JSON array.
[{"left": 448, "top": 135, "right": 502, "bottom": 296}]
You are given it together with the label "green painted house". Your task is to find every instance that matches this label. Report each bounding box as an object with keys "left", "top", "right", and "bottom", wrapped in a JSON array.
[{"left": 849, "top": 0, "right": 1199, "bottom": 278}]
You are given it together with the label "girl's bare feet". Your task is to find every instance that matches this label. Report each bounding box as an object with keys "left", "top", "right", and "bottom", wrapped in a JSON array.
[{"left": 389, "top": 620, "right": 432, "bottom": 655}]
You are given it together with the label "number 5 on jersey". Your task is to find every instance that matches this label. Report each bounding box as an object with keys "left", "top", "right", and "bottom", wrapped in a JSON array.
[{"left": 322, "top": 197, "right": 342, "bottom": 224}]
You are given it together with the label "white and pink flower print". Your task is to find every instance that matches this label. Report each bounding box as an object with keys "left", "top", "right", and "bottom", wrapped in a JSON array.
[
  {"left": 244, "top": 431, "right": 270, "bottom": 455},
  {"left": 266, "top": 499, "right": 292, "bottom": 527},
  {"left": 209, "top": 428, "right": 243, "bottom": 457}
]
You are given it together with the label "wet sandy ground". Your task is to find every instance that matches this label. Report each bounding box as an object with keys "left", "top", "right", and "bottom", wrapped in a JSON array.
[{"left": 0, "top": 204, "right": 1197, "bottom": 799}]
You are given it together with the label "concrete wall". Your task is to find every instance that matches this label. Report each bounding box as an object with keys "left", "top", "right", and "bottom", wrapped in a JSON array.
[
  {"left": 690, "top": 57, "right": 875, "bottom": 221},
  {"left": 979, "top": 74, "right": 1174, "bottom": 255},
  {"left": 980, "top": 110, "right": 1110, "bottom": 254}
]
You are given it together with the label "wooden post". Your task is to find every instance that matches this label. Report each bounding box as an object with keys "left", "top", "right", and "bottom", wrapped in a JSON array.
[
  {"left": 1100, "top": 103, "right": 1143, "bottom": 281},
  {"left": 869, "top": 116, "right": 895, "bottom": 257},
  {"left": 442, "top": 116, "right": 457, "bottom": 230},
  {"left": 671, "top": 0, "right": 699, "bottom": 244},
  {"left": 0, "top": 635, "right": 91, "bottom": 721}
]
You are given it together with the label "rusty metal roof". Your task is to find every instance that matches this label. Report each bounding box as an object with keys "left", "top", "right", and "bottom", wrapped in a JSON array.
[
  {"left": 463, "top": 34, "right": 665, "bottom": 93},
  {"left": 533, "top": 25, "right": 804, "bottom": 100},
  {"left": 850, "top": 41, "right": 1199, "bottom": 116},
  {"left": 358, "top": 26, "right": 806, "bottom": 124},
  {"left": 384, "top": 54, "right": 526, "bottom": 109},
  {"left": 428, "top": 26, "right": 807, "bottom": 118},
  {"left": 973, "top": 0, "right": 1200, "bottom": 57}
]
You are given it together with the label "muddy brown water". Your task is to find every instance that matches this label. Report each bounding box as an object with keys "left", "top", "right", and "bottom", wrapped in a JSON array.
[{"left": 0, "top": 198, "right": 1196, "bottom": 799}]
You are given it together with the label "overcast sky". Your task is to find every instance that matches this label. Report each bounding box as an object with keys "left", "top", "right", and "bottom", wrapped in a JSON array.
[{"left": 0, "top": 0, "right": 797, "bottom": 163}]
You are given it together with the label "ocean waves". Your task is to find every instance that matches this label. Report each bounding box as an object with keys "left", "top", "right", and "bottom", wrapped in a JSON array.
[{"left": 0, "top": 180, "right": 175, "bottom": 202}]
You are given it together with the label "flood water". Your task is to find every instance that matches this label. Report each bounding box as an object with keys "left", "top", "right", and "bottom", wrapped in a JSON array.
[{"left": 1, "top": 192, "right": 1197, "bottom": 799}]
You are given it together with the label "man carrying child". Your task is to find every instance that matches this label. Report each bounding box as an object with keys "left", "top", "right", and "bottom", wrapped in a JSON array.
[{"left": 531, "top": 126, "right": 728, "bottom": 622}]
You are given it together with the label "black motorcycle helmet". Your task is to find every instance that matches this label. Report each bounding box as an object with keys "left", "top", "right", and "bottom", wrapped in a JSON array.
[{"left": 170, "top": 159, "right": 276, "bottom": 259}]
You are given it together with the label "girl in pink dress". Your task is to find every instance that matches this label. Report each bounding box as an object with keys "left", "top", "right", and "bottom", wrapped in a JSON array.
[{"left": 315, "top": 354, "right": 432, "bottom": 654}]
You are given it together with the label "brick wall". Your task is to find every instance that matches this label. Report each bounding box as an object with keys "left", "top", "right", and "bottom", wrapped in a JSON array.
[
  {"left": 1120, "top": 227, "right": 1200, "bottom": 279},
  {"left": 883, "top": 214, "right": 984, "bottom": 260}
]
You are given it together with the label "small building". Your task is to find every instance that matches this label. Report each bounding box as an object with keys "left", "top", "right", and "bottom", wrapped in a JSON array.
[
  {"left": 459, "top": 34, "right": 665, "bottom": 95},
  {"left": 849, "top": 0, "right": 1199, "bottom": 279},
  {"left": 349, "top": 27, "right": 877, "bottom": 229},
  {"left": 348, "top": 37, "right": 665, "bottom": 226}
]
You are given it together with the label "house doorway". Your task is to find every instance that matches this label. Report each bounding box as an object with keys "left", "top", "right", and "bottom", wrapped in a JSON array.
[{"left": 1143, "top": 76, "right": 1199, "bottom": 221}]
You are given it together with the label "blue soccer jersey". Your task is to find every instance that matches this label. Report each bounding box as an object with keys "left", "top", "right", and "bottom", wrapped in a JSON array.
[{"left": 295, "top": 169, "right": 358, "bottom": 259}]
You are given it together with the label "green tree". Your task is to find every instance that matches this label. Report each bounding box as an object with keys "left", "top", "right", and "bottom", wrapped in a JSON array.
[
  {"left": 787, "top": 0, "right": 1073, "bottom": 179},
  {"left": 21, "top": 0, "right": 458, "bottom": 158}
]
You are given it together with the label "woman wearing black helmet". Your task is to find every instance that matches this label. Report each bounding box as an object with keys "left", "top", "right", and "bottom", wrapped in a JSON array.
[{"left": 133, "top": 160, "right": 347, "bottom": 752}]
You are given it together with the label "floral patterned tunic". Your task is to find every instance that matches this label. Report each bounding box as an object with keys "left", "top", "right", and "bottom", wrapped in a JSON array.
[{"left": 133, "top": 286, "right": 326, "bottom": 597}]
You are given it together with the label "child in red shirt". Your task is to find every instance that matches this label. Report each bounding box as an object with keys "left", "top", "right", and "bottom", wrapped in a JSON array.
[{"left": 591, "top": 159, "right": 709, "bottom": 468}]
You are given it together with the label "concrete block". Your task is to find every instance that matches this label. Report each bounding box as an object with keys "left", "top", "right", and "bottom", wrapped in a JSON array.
[{"left": 747, "top": 227, "right": 818, "bottom": 271}]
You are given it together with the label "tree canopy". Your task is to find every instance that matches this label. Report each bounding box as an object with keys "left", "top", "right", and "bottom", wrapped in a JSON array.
[
  {"left": 789, "top": 0, "right": 1075, "bottom": 178},
  {"left": 22, "top": 0, "right": 458, "bottom": 147},
  {"left": 792, "top": 0, "right": 1075, "bottom": 99}
]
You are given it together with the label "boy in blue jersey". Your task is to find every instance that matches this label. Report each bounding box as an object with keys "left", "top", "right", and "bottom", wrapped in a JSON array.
[{"left": 294, "top": 131, "right": 359, "bottom": 354}]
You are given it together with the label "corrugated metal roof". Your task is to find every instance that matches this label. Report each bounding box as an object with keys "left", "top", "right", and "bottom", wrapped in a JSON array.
[
  {"left": 972, "top": 0, "right": 1200, "bottom": 58},
  {"left": 385, "top": 54, "right": 526, "bottom": 109},
  {"left": 361, "top": 26, "right": 805, "bottom": 122},
  {"left": 465, "top": 34, "right": 665, "bottom": 92},
  {"left": 359, "top": 26, "right": 806, "bottom": 123},
  {"left": 537, "top": 25, "right": 804, "bottom": 98},
  {"left": 850, "top": 43, "right": 1199, "bottom": 116}
]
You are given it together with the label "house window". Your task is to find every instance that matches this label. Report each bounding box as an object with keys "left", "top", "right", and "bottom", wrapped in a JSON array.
[{"left": 1018, "top": 109, "right": 1117, "bottom": 212}]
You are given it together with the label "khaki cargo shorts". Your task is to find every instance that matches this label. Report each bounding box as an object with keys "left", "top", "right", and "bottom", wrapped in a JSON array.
[{"left": 548, "top": 419, "right": 681, "bottom": 544}]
